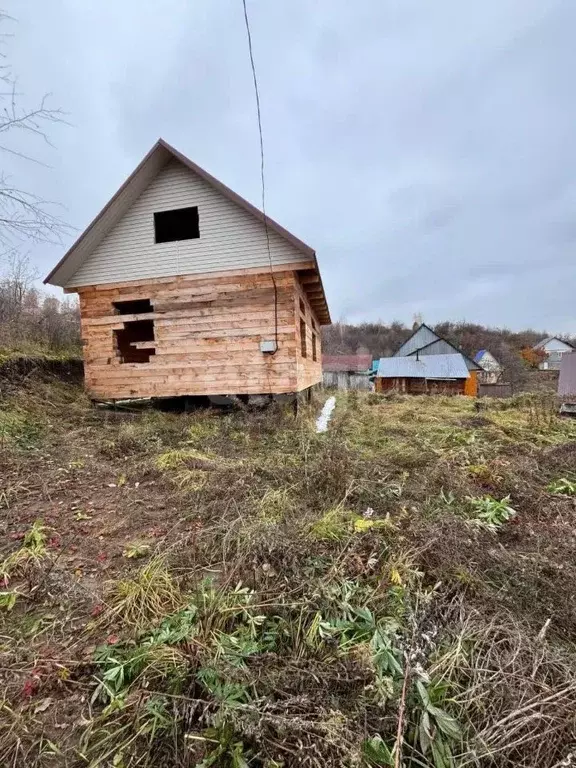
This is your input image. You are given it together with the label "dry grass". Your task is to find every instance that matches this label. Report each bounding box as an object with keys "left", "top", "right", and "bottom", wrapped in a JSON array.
[
  {"left": 1, "top": 377, "right": 576, "bottom": 766},
  {"left": 104, "top": 556, "right": 185, "bottom": 629}
]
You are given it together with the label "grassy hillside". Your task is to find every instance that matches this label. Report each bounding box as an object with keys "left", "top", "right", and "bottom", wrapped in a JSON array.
[{"left": 1, "top": 375, "right": 576, "bottom": 767}]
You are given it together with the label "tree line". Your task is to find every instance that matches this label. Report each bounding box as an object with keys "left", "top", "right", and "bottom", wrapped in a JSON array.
[
  {"left": 321, "top": 319, "right": 573, "bottom": 360},
  {"left": 0, "top": 253, "right": 80, "bottom": 354}
]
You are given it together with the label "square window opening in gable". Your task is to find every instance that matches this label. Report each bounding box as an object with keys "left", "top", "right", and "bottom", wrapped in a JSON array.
[
  {"left": 300, "top": 318, "right": 307, "bottom": 358},
  {"left": 154, "top": 206, "right": 199, "bottom": 244},
  {"left": 114, "top": 319, "right": 155, "bottom": 364},
  {"left": 113, "top": 298, "right": 153, "bottom": 315}
]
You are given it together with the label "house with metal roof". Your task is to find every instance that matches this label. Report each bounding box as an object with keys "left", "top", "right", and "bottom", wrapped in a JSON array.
[
  {"left": 393, "top": 323, "right": 480, "bottom": 395},
  {"left": 533, "top": 337, "right": 574, "bottom": 371},
  {"left": 474, "top": 349, "right": 502, "bottom": 384},
  {"left": 374, "top": 353, "right": 470, "bottom": 395}
]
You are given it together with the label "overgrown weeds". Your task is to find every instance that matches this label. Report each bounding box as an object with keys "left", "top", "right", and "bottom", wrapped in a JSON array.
[{"left": 2, "top": 383, "right": 576, "bottom": 766}]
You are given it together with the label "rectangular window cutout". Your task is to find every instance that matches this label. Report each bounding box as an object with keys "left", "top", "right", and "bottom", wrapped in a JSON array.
[
  {"left": 312, "top": 332, "right": 317, "bottom": 362},
  {"left": 113, "top": 298, "right": 153, "bottom": 315},
  {"left": 154, "top": 206, "right": 199, "bottom": 243},
  {"left": 299, "top": 297, "right": 306, "bottom": 316},
  {"left": 114, "top": 319, "right": 155, "bottom": 364},
  {"left": 300, "top": 318, "right": 307, "bottom": 358}
]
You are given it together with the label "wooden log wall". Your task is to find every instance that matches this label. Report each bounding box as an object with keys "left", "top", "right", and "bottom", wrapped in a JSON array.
[
  {"left": 77, "top": 269, "right": 323, "bottom": 400},
  {"left": 295, "top": 274, "right": 323, "bottom": 391},
  {"left": 375, "top": 377, "right": 466, "bottom": 395}
]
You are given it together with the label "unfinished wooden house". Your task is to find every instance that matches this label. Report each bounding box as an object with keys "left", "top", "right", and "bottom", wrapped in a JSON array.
[{"left": 45, "top": 139, "right": 330, "bottom": 401}]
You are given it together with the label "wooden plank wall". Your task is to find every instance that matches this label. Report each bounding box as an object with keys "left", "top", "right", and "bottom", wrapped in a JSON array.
[
  {"left": 375, "top": 377, "right": 466, "bottom": 395},
  {"left": 77, "top": 269, "right": 322, "bottom": 400},
  {"left": 294, "top": 275, "right": 323, "bottom": 391}
]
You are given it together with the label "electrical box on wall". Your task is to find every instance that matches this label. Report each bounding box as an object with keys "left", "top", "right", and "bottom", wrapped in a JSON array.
[{"left": 260, "top": 340, "right": 277, "bottom": 354}]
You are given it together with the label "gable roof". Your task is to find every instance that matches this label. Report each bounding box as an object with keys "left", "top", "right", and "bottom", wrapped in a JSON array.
[
  {"left": 376, "top": 353, "right": 470, "bottom": 379},
  {"left": 322, "top": 354, "right": 372, "bottom": 373},
  {"left": 44, "top": 138, "right": 330, "bottom": 324},
  {"left": 394, "top": 323, "right": 439, "bottom": 357},
  {"left": 534, "top": 336, "right": 574, "bottom": 351},
  {"left": 396, "top": 325, "right": 481, "bottom": 371},
  {"left": 474, "top": 349, "right": 501, "bottom": 368}
]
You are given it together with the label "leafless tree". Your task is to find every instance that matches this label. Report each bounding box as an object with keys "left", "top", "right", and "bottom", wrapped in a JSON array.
[
  {"left": 0, "top": 13, "right": 69, "bottom": 248},
  {"left": 496, "top": 342, "right": 528, "bottom": 394}
]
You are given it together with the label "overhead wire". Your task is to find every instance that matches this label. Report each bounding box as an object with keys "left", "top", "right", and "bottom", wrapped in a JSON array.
[{"left": 241, "top": 0, "right": 279, "bottom": 353}]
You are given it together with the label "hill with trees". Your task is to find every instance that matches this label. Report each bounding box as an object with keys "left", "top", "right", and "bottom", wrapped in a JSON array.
[
  {"left": 322, "top": 320, "right": 576, "bottom": 392},
  {"left": 321, "top": 319, "right": 574, "bottom": 360}
]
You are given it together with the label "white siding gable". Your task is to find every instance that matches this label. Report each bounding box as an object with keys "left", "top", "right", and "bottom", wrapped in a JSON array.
[
  {"left": 68, "top": 159, "right": 309, "bottom": 287},
  {"left": 477, "top": 351, "right": 501, "bottom": 371}
]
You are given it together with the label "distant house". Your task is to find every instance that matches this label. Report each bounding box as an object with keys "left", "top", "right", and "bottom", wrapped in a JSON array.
[
  {"left": 474, "top": 349, "right": 502, "bottom": 384},
  {"left": 375, "top": 353, "right": 470, "bottom": 395},
  {"left": 322, "top": 354, "right": 372, "bottom": 390},
  {"left": 534, "top": 337, "right": 574, "bottom": 371},
  {"left": 393, "top": 323, "right": 481, "bottom": 396}
]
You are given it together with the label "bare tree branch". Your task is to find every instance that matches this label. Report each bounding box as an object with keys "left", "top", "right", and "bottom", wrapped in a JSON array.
[{"left": 0, "top": 14, "right": 71, "bottom": 247}]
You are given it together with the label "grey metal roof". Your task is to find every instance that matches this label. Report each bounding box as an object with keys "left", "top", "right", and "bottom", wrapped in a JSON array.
[
  {"left": 394, "top": 324, "right": 481, "bottom": 370},
  {"left": 376, "top": 353, "right": 470, "bottom": 379},
  {"left": 394, "top": 324, "right": 439, "bottom": 357},
  {"left": 534, "top": 336, "right": 574, "bottom": 351},
  {"left": 405, "top": 338, "right": 481, "bottom": 371}
]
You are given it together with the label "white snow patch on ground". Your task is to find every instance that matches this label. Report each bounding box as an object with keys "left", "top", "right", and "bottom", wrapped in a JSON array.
[{"left": 316, "top": 396, "right": 336, "bottom": 433}]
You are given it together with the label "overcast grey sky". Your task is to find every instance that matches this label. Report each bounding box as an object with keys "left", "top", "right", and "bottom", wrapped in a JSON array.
[{"left": 4, "top": 1, "right": 576, "bottom": 331}]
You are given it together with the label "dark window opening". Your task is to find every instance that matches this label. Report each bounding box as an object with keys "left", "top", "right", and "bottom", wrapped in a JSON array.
[
  {"left": 154, "top": 206, "right": 199, "bottom": 243},
  {"left": 113, "top": 298, "right": 153, "bottom": 315},
  {"left": 312, "top": 332, "right": 317, "bottom": 362},
  {"left": 114, "top": 319, "right": 155, "bottom": 363},
  {"left": 300, "top": 318, "right": 307, "bottom": 358}
]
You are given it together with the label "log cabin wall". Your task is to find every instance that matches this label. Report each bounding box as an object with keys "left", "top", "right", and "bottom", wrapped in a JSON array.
[
  {"left": 375, "top": 377, "right": 466, "bottom": 395},
  {"left": 77, "top": 268, "right": 322, "bottom": 400},
  {"left": 294, "top": 274, "right": 323, "bottom": 391}
]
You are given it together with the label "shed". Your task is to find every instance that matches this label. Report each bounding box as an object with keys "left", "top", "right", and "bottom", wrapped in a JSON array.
[
  {"left": 374, "top": 353, "right": 470, "bottom": 395},
  {"left": 44, "top": 139, "right": 331, "bottom": 401},
  {"left": 322, "top": 354, "right": 372, "bottom": 390}
]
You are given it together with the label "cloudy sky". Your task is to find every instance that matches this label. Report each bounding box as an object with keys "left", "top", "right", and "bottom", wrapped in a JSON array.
[{"left": 4, "top": 1, "right": 576, "bottom": 331}]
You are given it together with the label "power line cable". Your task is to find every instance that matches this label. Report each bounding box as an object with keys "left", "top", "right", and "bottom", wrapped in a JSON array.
[{"left": 241, "top": 0, "right": 279, "bottom": 352}]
